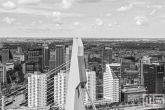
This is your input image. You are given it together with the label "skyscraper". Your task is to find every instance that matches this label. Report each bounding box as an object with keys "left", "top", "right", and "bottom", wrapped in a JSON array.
[
  {"left": 103, "top": 64, "right": 119, "bottom": 102},
  {"left": 28, "top": 72, "right": 47, "bottom": 107},
  {"left": 143, "top": 64, "right": 165, "bottom": 94},
  {"left": 26, "top": 46, "right": 50, "bottom": 73},
  {"left": 54, "top": 70, "right": 69, "bottom": 109},
  {"left": 42, "top": 44, "right": 50, "bottom": 70},
  {"left": 102, "top": 47, "right": 112, "bottom": 73},
  {"left": 55, "top": 45, "right": 65, "bottom": 72},
  {"left": 1, "top": 49, "right": 13, "bottom": 63}
]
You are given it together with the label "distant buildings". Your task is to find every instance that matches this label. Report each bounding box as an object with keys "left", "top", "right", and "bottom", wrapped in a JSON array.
[
  {"left": 54, "top": 70, "right": 68, "bottom": 109},
  {"left": 84, "top": 70, "right": 96, "bottom": 103},
  {"left": 103, "top": 64, "right": 119, "bottom": 102},
  {"left": 28, "top": 72, "right": 47, "bottom": 107}
]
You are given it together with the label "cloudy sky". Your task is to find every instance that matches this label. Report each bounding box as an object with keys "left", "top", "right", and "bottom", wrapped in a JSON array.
[{"left": 0, "top": 0, "right": 165, "bottom": 38}]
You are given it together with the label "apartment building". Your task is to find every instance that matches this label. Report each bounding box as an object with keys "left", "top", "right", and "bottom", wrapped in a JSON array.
[
  {"left": 28, "top": 71, "right": 47, "bottom": 107},
  {"left": 84, "top": 70, "right": 96, "bottom": 103},
  {"left": 103, "top": 64, "right": 119, "bottom": 102},
  {"left": 54, "top": 70, "right": 68, "bottom": 110}
]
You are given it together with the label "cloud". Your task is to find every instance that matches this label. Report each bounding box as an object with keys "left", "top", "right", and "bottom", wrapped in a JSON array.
[
  {"left": 52, "top": 12, "right": 63, "bottom": 24},
  {"left": 149, "top": 9, "right": 156, "bottom": 16},
  {"left": 1, "top": 1, "right": 17, "bottom": 10},
  {"left": 61, "top": 0, "right": 72, "bottom": 9},
  {"left": 17, "top": 0, "right": 41, "bottom": 5},
  {"left": 55, "top": 0, "right": 72, "bottom": 9},
  {"left": 55, "top": 0, "right": 102, "bottom": 9},
  {"left": 76, "top": 0, "right": 101, "bottom": 3},
  {"left": 117, "top": 4, "right": 133, "bottom": 12},
  {"left": 74, "top": 22, "right": 79, "bottom": 26},
  {"left": 147, "top": 5, "right": 162, "bottom": 9},
  {"left": 95, "top": 18, "right": 103, "bottom": 26},
  {"left": 105, "top": 13, "right": 111, "bottom": 17},
  {"left": 52, "top": 11, "right": 62, "bottom": 18},
  {"left": 135, "top": 16, "right": 148, "bottom": 26},
  {"left": 3, "top": 17, "right": 16, "bottom": 24}
]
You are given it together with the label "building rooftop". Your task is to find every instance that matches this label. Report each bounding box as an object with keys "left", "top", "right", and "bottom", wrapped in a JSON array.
[{"left": 109, "top": 63, "right": 121, "bottom": 67}]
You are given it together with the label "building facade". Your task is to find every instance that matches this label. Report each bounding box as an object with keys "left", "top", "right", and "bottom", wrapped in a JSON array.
[
  {"left": 143, "top": 64, "right": 165, "bottom": 94},
  {"left": 28, "top": 72, "right": 47, "bottom": 107},
  {"left": 54, "top": 70, "right": 68, "bottom": 109},
  {"left": 103, "top": 64, "right": 119, "bottom": 102},
  {"left": 1, "top": 49, "right": 13, "bottom": 63},
  {"left": 102, "top": 47, "right": 113, "bottom": 73},
  {"left": 84, "top": 70, "right": 96, "bottom": 103},
  {"left": 26, "top": 47, "right": 50, "bottom": 73},
  {"left": 0, "top": 63, "right": 6, "bottom": 84}
]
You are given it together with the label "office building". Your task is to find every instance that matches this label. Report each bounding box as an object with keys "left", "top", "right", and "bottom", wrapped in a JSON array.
[
  {"left": 102, "top": 47, "right": 112, "bottom": 73},
  {"left": 143, "top": 64, "right": 165, "bottom": 94},
  {"left": 84, "top": 70, "right": 96, "bottom": 103},
  {"left": 55, "top": 45, "right": 65, "bottom": 72},
  {"left": 54, "top": 70, "right": 69, "bottom": 109},
  {"left": 28, "top": 71, "right": 47, "bottom": 107},
  {"left": 42, "top": 44, "right": 50, "bottom": 70},
  {"left": 1, "top": 49, "right": 13, "bottom": 63},
  {"left": 0, "top": 63, "right": 6, "bottom": 84},
  {"left": 26, "top": 46, "right": 50, "bottom": 73},
  {"left": 103, "top": 64, "right": 119, "bottom": 102},
  {"left": 122, "top": 85, "right": 147, "bottom": 102}
]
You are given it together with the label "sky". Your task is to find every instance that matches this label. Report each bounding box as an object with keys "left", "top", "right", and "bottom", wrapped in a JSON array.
[{"left": 0, "top": 0, "right": 165, "bottom": 38}]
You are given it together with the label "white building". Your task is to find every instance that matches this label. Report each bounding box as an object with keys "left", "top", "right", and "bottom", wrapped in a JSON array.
[
  {"left": 0, "top": 63, "right": 6, "bottom": 84},
  {"left": 28, "top": 71, "right": 47, "bottom": 107},
  {"left": 84, "top": 70, "right": 96, "bottom": 103},
  {"left": 6, "top": 61, "right": 14, "bottom": 71},
  {"left": 13, "top": 54, "right": 25, "bottom": 62},
  {"left": 103, "top": 64, "right": 119, "bottom": 102},
  {"left": 54, "top": 70, "right": 69, "bottom": 110}
]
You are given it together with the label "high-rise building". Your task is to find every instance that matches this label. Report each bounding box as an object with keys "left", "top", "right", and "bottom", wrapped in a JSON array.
[
  {"left": 54, "top": 70, "right": 69, "bottom": 109},
  {"left": 26, "top": 46, "right": 50, "bottom": 73},
  {"left": 28, "top": 71, "right": 47, "bottom": 107},
  {"left": 84, "top": 70, "right": 96, "bottom": 103},
  {"left": 55, "top": 45, "right": 65, "bottom": 72},
  {"left": 42, "top": 44, "right": 50, "bottom": 70},
  {"left": 143, "top": 64, "right": 165, "bottom": 94},
  {"left": 47, "top": 45, "right": 65, "bottom": 106},
  {"left": 102, "top": 47, "right": 112, "bottom": 73},
  {"left": 17, "top": 47, "right": 22, "bottom": 54},
  {"left": 1, "top": 49, "right": 13, "bottom": 63},
  {"left": 0, "top": 63, "right": 6, "bottom": 84},
  {"left": 66, "top": 45, "right": 72, "bottom": 71},
  {"left": 103, "top": 64, "right": 119, "bottom": 102}
]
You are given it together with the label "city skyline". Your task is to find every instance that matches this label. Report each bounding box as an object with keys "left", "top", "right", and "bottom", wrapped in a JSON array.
[{"left": 0, "top": 0, "right": 165, "bottom": 38}]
